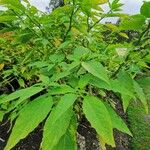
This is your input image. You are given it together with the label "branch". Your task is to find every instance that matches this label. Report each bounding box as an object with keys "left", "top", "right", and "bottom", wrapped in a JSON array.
[
  {"left": 87, "top": 10, "right": 111, "bottom": 32},
  {"left": 63, "top": 0, "right": 76, "bottom": 41}
]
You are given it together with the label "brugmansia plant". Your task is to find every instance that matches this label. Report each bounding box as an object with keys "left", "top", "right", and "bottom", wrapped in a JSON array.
[{"left": 0, "top": 0, "right": 150, "bottom": 150}]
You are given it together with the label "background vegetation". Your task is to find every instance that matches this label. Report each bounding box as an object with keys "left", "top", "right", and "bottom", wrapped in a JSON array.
[{"left": 0, "top": 0, "right": 150, "bottom": 150}]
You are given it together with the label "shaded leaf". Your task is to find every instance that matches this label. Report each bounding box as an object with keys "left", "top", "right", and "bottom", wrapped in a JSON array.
[
  {"left": 134, "top": 81, "right": 148, "bottom": 113},
  {"left": 104, "top": 102, "right": 132, "bottom": 136}
]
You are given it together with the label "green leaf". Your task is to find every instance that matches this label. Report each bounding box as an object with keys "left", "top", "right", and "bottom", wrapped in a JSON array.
[
  {"left": 53, "top": 114, "right": 77, "bottom": 150},
  {"left": 48, "top": 85, "right": 75, "bottom": 95},
  {"left": 120, "top": 14, "right": 146, "bottom": 30},
  {"left": 110, "top": 0, "right": 123, "bottom": 12},
  {"left": 140, "top": 2, "right": 150, "bottom": 18},
  {"left": 134, "top": 81, "right": 148, "bottom": 113},
  {"left": 4, "top": 95, "right": 53, "bottom": 150},
  {"left": 82, "top": 61, "right": 110, "bottom": 84},
  {"left": 78, "top": 74, "right": 91, "bottom": 89},
  {"left": 41, "top": 94, "right": 77, "bottom": 150},
  {"left": 121, "top": 94, "right": 133, "bottom": 112},
  {"left": 41, "top": 109, "right": 73, "bottom": 150},
  {"left": 110, "top": 71, "right": 135, "bottom": 111},
  {"left": 0, "top": 111, "right": 4, "bottom": 122},
  {"left": 138, "top": 77, "right": 150, "bottom": 98},
  {"left": 104, "top": 102, "right": 132, "bottom": 136},
  {"left": 0, "top": 86, "right": 44, "bottom": 104},
  {"left": 90, "top": 76, "right": 111, "bottom": 90},
  {"left": 83, "top": 96, "right": 115, "bottom": 147},
  {"left": 110, "top": 79, "right": 134, "bottom": 98},
  {"left": 119, "top": 32, "right": 129, "bottom": 39},
  {"left": 80, "top": 0, "right": 107, "bottom": 16},
  {"left": 0, "top": 15, "right": 17, "bottom": 22},
  {"left": 73, "top": 46, "right": 90, "bottom": 60},
  {"left": 53, "top": 130, "right": 76, "bottom": 150},
  {"left": 0, "top": 0, "right": 25, "bottom": 11}
]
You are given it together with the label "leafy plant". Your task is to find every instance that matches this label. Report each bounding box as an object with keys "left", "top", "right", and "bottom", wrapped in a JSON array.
[{"left": 0, "top": 0, "right": 149, "bottom": 149}]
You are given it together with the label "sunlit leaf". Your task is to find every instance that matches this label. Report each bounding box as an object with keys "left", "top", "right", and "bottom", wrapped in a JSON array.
[
  {"left": 4, "top": 95, "right": 53, "bottom": 150},
  {"left": 83, "top": 96, "right": 115, "bottom": 147}
]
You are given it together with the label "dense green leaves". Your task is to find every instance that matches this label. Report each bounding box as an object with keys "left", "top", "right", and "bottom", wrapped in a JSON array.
[
  {"left": 83, "top": 96, "right": 115, "bottom": 147},
  {"left": 5, "top": 95, "right": 53, "bottom": 150},
  {"left": 0, "top": 0, "right": 149, "bottom": 149}
]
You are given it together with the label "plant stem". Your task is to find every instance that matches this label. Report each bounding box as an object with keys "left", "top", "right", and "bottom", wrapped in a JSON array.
[{"left": 63, "top": 0, "right": 76, "bottom": 41}]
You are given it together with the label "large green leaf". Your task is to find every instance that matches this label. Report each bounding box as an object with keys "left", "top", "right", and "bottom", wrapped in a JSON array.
[
  {"left": 120, "top": 14, "right": 146, "bottom": 30},
  {"left": 41, "top": 94, "right": 77, "bottom": 150},
  {"left": 42, "top": 109, "right": 73, "bottom": 150},
  {"left": 82, "top": 61, "right": 110, "bottom": 84},
  {"left": 53, "top": 130, "right": 76, "bottom": 150},
  {"left": 4, "top": 95, "right": 53, "bottom": 150},
  {"left": 0, "top": 86, "right": 44, "bottom": 104},
  {"left": 110, "top": 79, "right": 134, "bottom": 98},
  {"left": 53, "top": 114, "right": 77, "bottom": 150},
  {"left": 112, "top": 70, "right": 135, "bottom": 95},
  {"left": 83, "top": 96, "right": 115, "bottom": 147},
  {"left": 140, "top": 2, "right": 150, "bottom": 18},
  {"left": 104, "top": 102, "right": 132, "bottom": 136}
]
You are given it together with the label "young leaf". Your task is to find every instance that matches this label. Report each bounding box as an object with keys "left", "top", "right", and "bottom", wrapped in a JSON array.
[
  {"left": 82, "top": 61, "right": 110, "bottom": 84},
  {"left": 41, "top": 94, "right": 77, "bottom": 150},
  {"left": 48, "top": 85, "right": 75, "bottom": 95},
  {"left": 83, "top": 96, "right": 115, "bottom": 147},
  {"left": 0, "top": 86, "right": 44, "bottom": 104},
  {"left": 4, "top": 95, "right": 53, "bottom": 150},
  {"left": 104, "top": 102, "right": 132, "bottom": 136}
]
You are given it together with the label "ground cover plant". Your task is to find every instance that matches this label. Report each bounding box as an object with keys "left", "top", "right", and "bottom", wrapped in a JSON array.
[{"left": 0, "top": 0, "right": 150, "bottom": 149}]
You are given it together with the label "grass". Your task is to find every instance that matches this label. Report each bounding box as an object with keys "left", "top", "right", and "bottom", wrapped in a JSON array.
[{"left": 128, "top": 77, "right": 150, "bottom": 150}]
